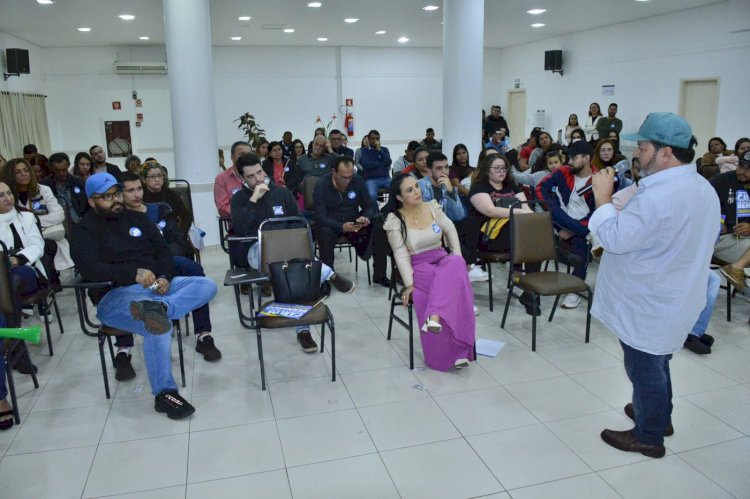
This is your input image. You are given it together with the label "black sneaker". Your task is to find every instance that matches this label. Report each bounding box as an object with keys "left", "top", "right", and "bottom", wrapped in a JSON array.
[
  {"left": 261, "top": 282, "right": 273, "bottom": 297},
  {"left": 14, "top": 355, "right": 38, "bottom": 375},
  {"left": 330, "top": 273, "right": 355, "bottom": 293},
  {"left": 114, "top": 352, "right": 136, "bottom": 381},
  {"left": 297, "top": 330, "right": 318, "bottom": 353},
  {"left": 699, "top": 333, "right": 715, "bottom": 347},
  {"left": 196, "top": 335, "right": 222, "bottom": 361},
  {"left": 130, "top": 300, "right": 171, "bottom": 335},
  {"left": 518, "top": 292, "right": 541, "bottom": 317},
  {"left": 155, "top": 390, "right": 195, "bottom": 419},
  {"left": 320, "top": 281, "right": 332, "bottom": 298},
  {"left": 373, "top": 276, "right": 391, "bottom": 288},
  {"left": 684, "top": 334, "right": 711, "bottom": 354}
]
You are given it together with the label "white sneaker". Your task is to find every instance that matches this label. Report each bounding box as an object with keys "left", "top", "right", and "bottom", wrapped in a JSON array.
[
  {"left": 468, "top": 264, "right": 489, "bottom": 282},
  {"left": 473, "top": 305, "right": 479, "bottom": 316},
  {"left": 561, "top": 294, "right": 582, "bottom": 309},
  {"left": 454, "top": 358, "right": 470, "bottom": 369}
]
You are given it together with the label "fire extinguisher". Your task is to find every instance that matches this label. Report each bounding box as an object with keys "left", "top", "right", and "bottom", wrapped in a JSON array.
[{"left": 345, "top": 112, "right": 354, "bottom": 137}]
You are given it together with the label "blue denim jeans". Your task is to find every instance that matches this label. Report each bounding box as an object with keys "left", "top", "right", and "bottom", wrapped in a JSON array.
[
  {"left": 365, "top": 177, "right": 391, "bottom": 207},
  {"left": 690, "top": 271, "right": 720, "bottom": 337},
  {"left": 173, "top": 256, "right": 212, "bottom": 334},
  {"left": 96, "top": 276, "right": 217, "bottom": 395},
  {"left": 620, "top": 340, "right": 672, "bottom": 446},
  {"left": 247, "top": 242, "right": 333, "bottom": 334}
]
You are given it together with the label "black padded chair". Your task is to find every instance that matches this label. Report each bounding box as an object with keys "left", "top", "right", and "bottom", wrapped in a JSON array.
[
  {"left": 0, "top": 241, "right": 40, "bottom": 424},
  {"left": 64, "top": 276, "right": 186, "bottom": 398},
  {"left": 386, "top": 259, "right": 415, "bottom": 369},
  {"left": 169, "top": 179, "right": 201, "bottom": 263}
]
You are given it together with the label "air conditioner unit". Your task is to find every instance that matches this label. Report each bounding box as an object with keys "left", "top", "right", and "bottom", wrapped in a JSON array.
[{"left": 113, "top": 61, "right": 168, "bottom": 75}]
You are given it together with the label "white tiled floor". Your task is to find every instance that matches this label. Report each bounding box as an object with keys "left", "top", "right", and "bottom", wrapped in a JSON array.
[{"left": 1, "top": 247, "right": 749, "bottom": 498}]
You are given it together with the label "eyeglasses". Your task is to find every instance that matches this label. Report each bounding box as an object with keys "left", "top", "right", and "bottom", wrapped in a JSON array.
[
  {"left": 491, "top": 166, "right": 509, "bottom": 173},
  {"left": 145, "top": 173, "right": 164, "bottom": 180},
  {"left": 93, "top": 190, "right": 123, "bottom": 202}
]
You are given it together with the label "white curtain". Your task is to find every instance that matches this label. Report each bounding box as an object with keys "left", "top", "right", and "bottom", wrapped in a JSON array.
[{"left": 0, "top": 92, "right": 51, "bottom": 160}]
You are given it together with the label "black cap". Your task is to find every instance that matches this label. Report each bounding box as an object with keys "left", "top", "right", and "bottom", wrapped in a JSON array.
[
  {"left": 739, "top": 150, "right": 750, "bottom": 167},
  {"left": 567, "top": 140, "right": 593, "bottom": 158}
]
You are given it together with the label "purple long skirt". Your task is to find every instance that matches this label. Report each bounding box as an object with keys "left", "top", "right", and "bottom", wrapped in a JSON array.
[{"left": 411, "top": 247, "right": 476, "bottom": 371}]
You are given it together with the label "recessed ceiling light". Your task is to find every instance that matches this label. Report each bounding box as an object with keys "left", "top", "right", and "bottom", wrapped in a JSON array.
[
  {"left": 307, "top": 2, "right": 322, "bottom": 7},
  {"left": 375, "top": 30, "right": 386, "bottom": 35},
  {"left": 77, "top": 27, "right": 92, "bottom": 32},
  {"left": 531, "top": 23, "right": 545, "bottom": 28},
  {"left": 231, "top": 36, "right": 242, "bottom": 41},
  {"left": 118, "top": 14, "right": 135, "bottom": 21},
  {"left": 423, "top": 5, "right": 439, "bottom": 11},
  {"left": 527, "top": 9, "right": 546, "bottom": 15},
  {"left": 283, "top": 28, "right": 295, "bottom": 33},
  {"left": 635, "top": 0, "right": 649, "bottom": 2},
  {"left": 138, "top": 36, "right": 150, "bottom": 40},
  {"left": 317, "top": 37, "right": 328, "bottom": 41},
  {"left": 398, "top": 37, "right": 409, "bottom": 43},
  {"left": 238, "top": 16, "right": 251, "bottom": 21},
  {"left": 36, "top": 0, "right": 54, "bottom": 4},
  {"left": 344, "top": 18, "right": 359, "bottom": 23}
]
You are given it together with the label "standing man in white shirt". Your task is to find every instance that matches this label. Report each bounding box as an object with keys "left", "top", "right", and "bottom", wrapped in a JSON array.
[{"left": 589, "top": 112, "right": 719, "bottom": 458}]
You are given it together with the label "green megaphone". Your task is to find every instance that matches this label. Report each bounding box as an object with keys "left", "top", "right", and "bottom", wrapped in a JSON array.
[{"left": 0, "top": 326, "right": 42, "bottom": 344}]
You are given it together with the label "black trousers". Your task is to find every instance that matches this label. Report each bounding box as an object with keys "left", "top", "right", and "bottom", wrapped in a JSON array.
[{"left": 315, "top": 219, "right": 388, "bottom": 280}]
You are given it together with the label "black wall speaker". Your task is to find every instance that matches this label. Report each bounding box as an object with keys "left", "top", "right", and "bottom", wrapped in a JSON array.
[
  {"left": 6, "top": 48, "right": 30, "bottom": 74},
  {"left": 544, "top": 50, "right": 562, "bottom": 71}
]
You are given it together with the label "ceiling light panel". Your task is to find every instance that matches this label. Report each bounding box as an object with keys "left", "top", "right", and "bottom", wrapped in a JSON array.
[
  {"left": 118, "top": 14, "right": 135, "bottom": 21},
  {"left": 527, "top": 9, "right": 546, "bottom": 15}
]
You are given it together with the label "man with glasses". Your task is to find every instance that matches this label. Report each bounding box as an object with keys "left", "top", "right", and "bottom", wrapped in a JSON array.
[
  {"left": 328, "top": 129, "right": 354, "bottom": 159},
  {"left": 71, "top": 173, "right": 217, "bottom": 419},
  {"left": 313, "top": 155, "right": 390, "bottom": 287},
  {"left": 231, "top": 154, "right": 354, "bottom": 353}
]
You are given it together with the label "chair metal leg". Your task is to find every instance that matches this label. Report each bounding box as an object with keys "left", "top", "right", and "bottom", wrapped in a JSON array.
[
  {"left": 387, "top": 293, "right": 397, "bottom": 340},
  {"left": 501, "top": 283, "right": 514, "bottom": 328},
  {"left": 407, "top": 304, "right": 414, "bottom": 370},
  {"left": 5, "top": 364, "right": 20, "bottom": 424},
  {"left": 107, "top": 335, "right": 116, "bottom": 363},
  {"left": 531, "top": 293, "right": 538, "bottom": 351},
  {"left": 184, "top": 314, "right": 190, "bottom": 337},
  {"left": 99, "top": 334, "right": 111, "bottom": 399},
  {"left": 40, "top": 301, "right": 53, "bottom": 356},
  {"left": 174, "top": 322, "right": 186, "bottom": 388},
  {"left": 488, "top": 262, "right": 494, "bottom": 312},
  {"left": 320, "top": 322, "right": 326, "bottom": 353},
  {"left": 726, "top": 281, "right": 732, "bottom": 321},
  {"left": 548, "top": 295, "right": 561, "bottom": 322},
  {"left": 329, "top": 315, "right": 336, "bottom": 382},
  {"left": 256, "top": 324, "right": 266, "bottom": 390},
  {"left": 52, "top": 295, "right": 64, "bottom": 334},
  {"left": 585, "top": 287, "right": 593, "bottom": 343},
  {"left": 366, "top": 259, "right": 371, "bottom": 286}
]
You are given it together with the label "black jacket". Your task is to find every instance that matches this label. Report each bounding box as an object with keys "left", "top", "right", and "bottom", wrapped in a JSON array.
[
  {"left": 230, "top": 182, "right": 300, "bottom": 238},
  {"left": 313, "top": 173, "right": 376, "bottom": 232},
  {"left": 710, "top": 171, "right": 750, "bottom": 232},
  {"left": 261, "top": 158, "right": 301, "bottom": 197},
  {"left": 71, "top": 209, "right": 175, "bottom": 303},
  {"left": 40, "top": 174, "right": 88, "bottom": 220},
  {"left": 144, "top": 203, "right": 193, "bottom": 258}
]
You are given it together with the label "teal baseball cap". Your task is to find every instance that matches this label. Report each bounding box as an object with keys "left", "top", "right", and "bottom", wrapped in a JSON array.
[{"left": 621, "top": 112, "right": 693, "bottom": 148}]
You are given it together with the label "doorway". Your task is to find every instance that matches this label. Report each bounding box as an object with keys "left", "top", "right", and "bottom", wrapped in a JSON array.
[
  {"left": 507, "top": 89, "right": 526, "bottom": 149},
  {"left": 679, "top": 79, "right": 720, "bottom": 153}
]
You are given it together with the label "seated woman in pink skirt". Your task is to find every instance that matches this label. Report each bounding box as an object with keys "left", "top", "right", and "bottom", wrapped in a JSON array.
[{"left": 383, "top": 173, "right": 476, "bottom": 371}]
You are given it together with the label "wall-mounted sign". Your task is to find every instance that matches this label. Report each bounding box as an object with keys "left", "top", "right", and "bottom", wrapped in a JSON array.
[
  {"left": 136, "top": 113, "right": 144, "bottom": 122},
  {"left": 104, "top": 120, "right": 132, "bottom": 157},
  {"left": 112, "top": 101, "right": 121, "bottom": 110},
  {"left": 602, "top": 84, "right": 615, "bottom": 96},
  {"left": 135, "top": 98, "right": 143, "bottom": 107},
  {"left": 345, "top": 98, "right": 353, "bottom": 106}
]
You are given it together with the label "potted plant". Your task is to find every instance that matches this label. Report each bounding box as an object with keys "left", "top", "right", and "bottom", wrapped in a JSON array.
[{"left": 235, "top": 112, "right": 266, "bottom": 148}]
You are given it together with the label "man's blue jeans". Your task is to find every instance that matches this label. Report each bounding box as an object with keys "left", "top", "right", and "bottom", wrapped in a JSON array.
[
  {"left": 96, "top": 276, "right": 217, "bottom": 395},
  {"left": 690, "top": 270, "right": 720, "bottom": 337},
  {"left": 620, "top": 340, "right": 672, "bottom": 446},
  {"left": 173, "top": 256, "right": 212, "bottom": 334},
  {"left": 365, "top": 177, "right": 391, "bottom": 207}
]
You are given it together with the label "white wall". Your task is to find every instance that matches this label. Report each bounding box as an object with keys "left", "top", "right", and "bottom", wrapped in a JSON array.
[
  {"left": 492, "top": 2, "right": 750, "bottom": 148},
  {"left": 0, "top": 31, "right": 45, "bottom": 95}
]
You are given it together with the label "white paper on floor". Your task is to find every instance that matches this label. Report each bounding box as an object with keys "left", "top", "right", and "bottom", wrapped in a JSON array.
[{"left": 475, "top": 338, "right": 506, "bottom": 358}]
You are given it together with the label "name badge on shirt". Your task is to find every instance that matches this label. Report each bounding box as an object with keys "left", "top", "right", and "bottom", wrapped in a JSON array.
[
  {"left": 284, "top": 167, "right": 289, "bottom": 172},
  {"left": 273, "top": 205, "right": 284, "bottom": 216},
  {"left": 319, "top": 163, "right": 326, "bottom": 169},
  {"left": 73, "top": 186, "right": 81, "bottom": 194},
  {"left": 736, "top": 190, "right": 750, "bottom": 219},
  {"left": 432, "top": 223, "right": 441, "bottom": 233},
  {"left": 129, "top": 227, "right": 143, "bottom": 237},
  {"left": 32, "top": 200, "right": 42, "bottom": 210},
  {"left": 347, "top": 191, "right": 356, "bottom": 200},
  {"left": 231, "top": 187, "right": 241, "bottom": 195},
  {"left": 157, "top": 220, "right": 167, "bottom": 229}
]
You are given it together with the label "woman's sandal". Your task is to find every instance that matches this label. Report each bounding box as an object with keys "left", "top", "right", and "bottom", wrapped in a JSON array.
[
  {"left": 0, "top": 410, "right": 15, "bottom": 431},
  {"left": 422, "top": 319, "right": 442, "bottom": 334}
]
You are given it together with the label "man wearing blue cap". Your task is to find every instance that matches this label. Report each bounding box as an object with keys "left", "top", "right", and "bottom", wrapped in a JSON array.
[
  {"left": 71, "top": 173, "right": 217, "bottom": 419},
  {"left": 589, "top": 112, "right": 719, "bottom": 458}
]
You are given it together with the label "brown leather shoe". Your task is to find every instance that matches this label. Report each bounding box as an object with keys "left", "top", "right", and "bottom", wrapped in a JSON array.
[
  {"left": 624, "top": 403, "right": 674, "bottom": 436},
  {"left": 600, "top": 428, "right": 666, "bottom": 458}
]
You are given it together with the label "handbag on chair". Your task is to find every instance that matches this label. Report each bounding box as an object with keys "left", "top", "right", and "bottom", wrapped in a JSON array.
[{"left": 268, "top": 258, "right": 322, "bottom": 303}]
